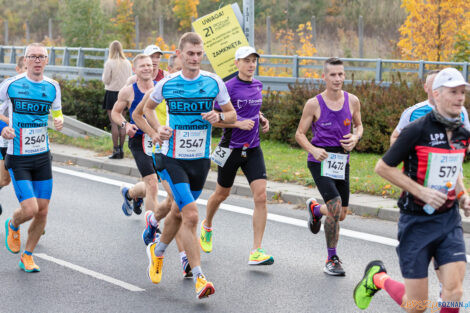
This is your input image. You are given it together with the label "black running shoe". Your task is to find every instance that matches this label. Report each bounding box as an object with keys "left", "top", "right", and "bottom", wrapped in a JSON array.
[
  {"left": 133, "top": 198, "right": 143, "bottom": 215},
  {"left": 306, "top": 197, "right": 322, "bottom": 234},
  {"left": 324, "top": 255, "right": 346, "bottom": 276}
]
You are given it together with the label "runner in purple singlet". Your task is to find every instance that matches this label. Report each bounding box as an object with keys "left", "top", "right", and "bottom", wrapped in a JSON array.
[
  {"left": 295, "top": 57, "right": 363, "bottom": 276},
  {"left": 199, "top": 46, "right": 273, "bottom": 265}
]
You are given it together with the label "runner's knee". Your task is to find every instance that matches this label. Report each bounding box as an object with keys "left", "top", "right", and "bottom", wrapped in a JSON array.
[
  {"left": 182, "top": 209, "right": 199, "bottom": 228},
  {"left": 339, "top": 207, "right": 348, "bottom": 221},
  {"left": 253, "top": 190, "right": 267, "bottom": 205},
  {"left": 326, "top": 196, "right": 342, "bottom": 221}
]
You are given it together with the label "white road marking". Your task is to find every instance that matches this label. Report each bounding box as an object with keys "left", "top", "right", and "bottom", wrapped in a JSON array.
[
  {"left": 35, "top": 253, "right": 145, "bottom": 292},
  {"left": 52, "top": 166, "right": 470, "bottom": 266}
]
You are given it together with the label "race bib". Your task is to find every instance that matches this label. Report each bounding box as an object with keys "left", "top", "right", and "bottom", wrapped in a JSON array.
[
  {"left": 424, "top": 152, "right": 463, "bottom": 190},
  {"left": 174, "top": 129, "right": 207, "bottom": 159},
  {"left": 20, "top": 127, "right": 48, "bottom": 155},
  {"left": 321, "top": 153, "right": 348, "bottom": 180},
  {"left": 143, "top": 133, "right": 153, "bottom": 156},
  {"left": 210, "top": 145, "right": 232, "bottom": 167}
]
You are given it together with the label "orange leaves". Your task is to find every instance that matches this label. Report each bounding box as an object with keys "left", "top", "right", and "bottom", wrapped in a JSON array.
[
  {"left": 111, "top": 0, "right": 135, "bottom": 48},
  {"left": 173, "top": 0, "right": 199, "bottom": 31},
  {"left": 397, "top": 0, "right": 470, "bottom": 61}
]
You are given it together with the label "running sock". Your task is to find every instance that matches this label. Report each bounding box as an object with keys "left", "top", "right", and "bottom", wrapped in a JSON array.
[
  {"left": 203, "top": 224, "right": 212, "bottom": 232},
  {"left": 125, "top": 190, "right": 132, "bottom": 201},
  {"left": 327, "top": 248, "right": 336, "bottom": 259},
  {"left": 192, "top": 266, "right": 203, "bottom": 283},
  {"left": 149, "top": 213, "right": 158, "bottom": 227},
  {"left": 382, "top": 277, "right": 405, "bottom": 306},
  {"left": 179, "top": 251, "right": 187, "bottom": 263},
  {"left": 372, "top": 272, "right": 389, "bottom": 289},
  {"left": 24, "top": 250, "right": 32, "bottom": 256},
  {"left": 9, "top": 220, "right": 18, "bottom": 231},
  {"left": 153, "top": 241, "right": 168, "bottom": 257},
  {"left": 313, "top": 204, "right": 323, "bottom": 218},
  {"left": 440, "top": 308, "right": 459, "bottom": 313}
]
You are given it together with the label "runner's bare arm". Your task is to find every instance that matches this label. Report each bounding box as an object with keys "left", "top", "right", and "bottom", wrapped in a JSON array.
[
  {"left": 340, "top": 95, "right": 363, "bottom": 151},
  {"left": 375, "top": 159, "right": 447, "bottom": 209},
  {"left": 295, "top": 98, "right": 328, "bottom": 161},
  {"left": 202, "top": 101, "right": 237, "bottom": 125},
  {"left": 455, "top": 175, "right": 470, "bottom": 217},
  {"left": 0, "top": 113, "right": 8, "bottom": 123},
  {"left": 389, "top": 129, "right": 400, "bottom": 146},
  {"left": 143, "top": 97, "right": 169, "bottom": 143},
  {"left": 111, "top": 86, "right": 138, "bottom": 137}
]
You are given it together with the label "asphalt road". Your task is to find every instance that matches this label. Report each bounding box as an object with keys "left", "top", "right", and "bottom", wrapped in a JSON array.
[{"left": 0, "top": 163, "right": 469, "bottom": 313}]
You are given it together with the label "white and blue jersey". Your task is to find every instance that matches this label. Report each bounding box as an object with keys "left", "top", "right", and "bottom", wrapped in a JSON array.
[
  {"left": 395, "top": 100, "right": 470, "bottom": 133},
  {"left": 0, "top": 73, "right": 61, "bottom": 156},
  {"left": 150, "top": 70, "right": 230, "bottom": 160}
]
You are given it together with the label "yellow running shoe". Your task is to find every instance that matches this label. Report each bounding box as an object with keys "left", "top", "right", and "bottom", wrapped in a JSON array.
[
  {"left": 5, "top": 218, "right": 20, "bottom": 254},
  {"left": 195, "top": 275, "right": 215, "bottom": 299},
  {"left": 199, "top": 220, "right": 212, "bottom": 253},
  {"left": 19, "top": 253, "right": 40, "bottom": 272},
  {"left": 146, "top": 242, "right": 164, "bottom": 284},
  {"left": 199, "top": 220, "right": 213, "bottom": 253},
  {"left": 248, "top": 248, "right": 274, "bottom": 265}
]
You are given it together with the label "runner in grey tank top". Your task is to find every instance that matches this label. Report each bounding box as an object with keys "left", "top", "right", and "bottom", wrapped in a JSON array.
[{"left": 295, "top": 58, "right": 363, "bottom": 276}]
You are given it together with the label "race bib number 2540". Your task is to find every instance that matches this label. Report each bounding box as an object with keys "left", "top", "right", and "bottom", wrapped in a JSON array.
[{"left": 20, "top": 127, "right": 48, "bottom": 155}]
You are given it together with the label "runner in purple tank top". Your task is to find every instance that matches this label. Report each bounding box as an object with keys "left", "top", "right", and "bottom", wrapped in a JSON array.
[
  {"left": 199, "top": 46, "right": 274, "bottom": 266},
  {"left": 295, "top": 58, "right": 363, "bottom": 276}
]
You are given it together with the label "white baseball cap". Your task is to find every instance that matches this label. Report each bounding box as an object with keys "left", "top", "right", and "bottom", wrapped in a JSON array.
[
  {"left": 432, "top": 67, "right": 470, "bottom": 90},
  {"left": 235, "top": 46, "right": 259, "bottom": 60},
  {"left": 143, "top": 45, "right": 163, "bottom": 56}
]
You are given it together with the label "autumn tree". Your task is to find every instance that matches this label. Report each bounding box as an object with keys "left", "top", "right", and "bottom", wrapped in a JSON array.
[
  {"left": 111, "top": 0, "right": 135, "bottom": 48},
  {"left": 397, "top": 0, "right": 470, "bottom": 61},
  {"left": 173, "top": 0, "right": 199, "bottom": 31},
  {"left": 59, "top": 0, "right": 111, "bottom": 47}
]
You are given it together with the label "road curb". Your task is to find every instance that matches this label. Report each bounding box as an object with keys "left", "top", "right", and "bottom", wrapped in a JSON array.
[{"left": 51, "top": 151, "right": 470, "bottom": 233}]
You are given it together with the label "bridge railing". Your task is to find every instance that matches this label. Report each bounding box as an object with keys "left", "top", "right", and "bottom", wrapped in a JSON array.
[{"left": 0, "top": 45, "right": 468, "bottom": 91}]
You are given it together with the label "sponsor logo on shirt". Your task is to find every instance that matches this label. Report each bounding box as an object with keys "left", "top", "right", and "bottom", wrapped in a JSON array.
[
  {"left": 12, "top": 98, "right": 51, "bottom": 115},
  {"left": 167, "top": 98, "right": 213, "bottom": 115},
  {"left": 429, "top": 133, "right": 447, "bottom": 146},
  {"left": 343, "top": 118, "right": 351, "bottom": 126}
]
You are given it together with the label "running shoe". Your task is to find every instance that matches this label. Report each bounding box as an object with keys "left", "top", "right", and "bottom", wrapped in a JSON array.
[
  {"left": 306, "top": 197, "right": 322, "bottom": 234},
  {"left": 5, "top": 218, "right": 20, "bottom": 254},
  {"left": 181, "top": 254, "right": 193, "bottom": 278},
  {"left": 120, "top": 186, "right": 133, "bottom": 216},
  {"left": 142, "top": 211, "right": 159, "bottom": 245},
  {"left": 324, "top": 255, "right": 346, "bottom": 276},
  {"left": 248, "top": 248, "right": 274, "bottom": 265},
  {"left": 353, "top": 260, "right": 387, "bottom": 309},
  {"left": 19, "top": 253, "right": 40, "bottom": 272},
  {"left": 199, "top": 220, "right": 213, "bottom": 253},
  {"left": 146, "top": 242, "right": 164, "bottom": 284},
  {"left": 195, "top": 275, "right": 215, "bottom": 299},
  {"left": 0, "top": 203, "right": 2, "bottom": 216},
  {"left": 133, "top": 198, "right": 143, "bottom": 215}
]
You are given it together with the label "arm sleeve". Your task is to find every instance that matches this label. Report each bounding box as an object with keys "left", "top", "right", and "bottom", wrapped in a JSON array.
[
  {"left": 50, "top": 81, "right": 63, "bottom": 119},
  {"left": 149, "top": 80, "right": 164, "bottom": 104},
  {"left": 382, "top": 123, "right": 419, "bottom": 167},
  {"left": 214, "top": 76, "right": 230, "bottom": 106}
]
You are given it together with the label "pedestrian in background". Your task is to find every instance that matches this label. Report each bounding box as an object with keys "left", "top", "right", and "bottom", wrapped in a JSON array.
[{"left": 102, "top": 40, "right": 132, "bottom": 159}]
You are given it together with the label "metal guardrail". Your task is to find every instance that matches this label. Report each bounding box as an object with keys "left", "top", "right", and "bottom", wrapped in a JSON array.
[{"left": 0, "top": 45, "right": 468, "bottom": 91}]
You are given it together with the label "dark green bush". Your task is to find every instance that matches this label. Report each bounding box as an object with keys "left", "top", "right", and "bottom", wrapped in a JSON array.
[{"left": 58, "top": 79, "right": 110, "bottom": 130}]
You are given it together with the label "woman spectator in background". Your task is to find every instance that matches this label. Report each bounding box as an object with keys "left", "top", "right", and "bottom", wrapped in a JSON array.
[{"left": 102, "top": 40, "right": 132, "bottom": 159}]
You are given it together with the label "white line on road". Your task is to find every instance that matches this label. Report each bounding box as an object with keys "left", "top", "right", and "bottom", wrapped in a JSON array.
[
  {"left": 35, "top": 253, "right": 145, "bottom": 292},
  {"left": 52, "top": 166, "right": 470, "bottom": 263}
]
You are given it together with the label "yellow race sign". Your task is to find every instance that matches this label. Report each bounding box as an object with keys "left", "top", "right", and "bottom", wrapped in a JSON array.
[{"left": 192, "top": 5, "right": 249, "bottom": 79}]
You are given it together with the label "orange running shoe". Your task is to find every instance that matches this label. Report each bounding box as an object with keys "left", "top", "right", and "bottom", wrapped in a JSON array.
[
  {"left": 5, "top": 218, "right": 20, "bottom": 254},
  {"left": 19, "top": 253, "right": 40, "bottom": 272}
]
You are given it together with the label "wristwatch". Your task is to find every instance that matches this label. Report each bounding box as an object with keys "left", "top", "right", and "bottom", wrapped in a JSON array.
[
  {"left": 219, "top": 113, "right": 225, "bottom": 122},
  {"left": 121, "top": 121, "right": 127, "bottom": 128}
]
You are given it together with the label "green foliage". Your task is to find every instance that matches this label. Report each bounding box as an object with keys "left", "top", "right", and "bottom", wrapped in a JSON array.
[
  {"left": 58, "top": 0, "right": 111, "bottom": 47},
  {"left": 452, "top": 33, "right": 470, "bottom": 63},
  {"left": 110, "top": 0, "right": 135, "bottom": 49},
  {"left": 58, "top": 79, "right": 109, "bottom": 130}
]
